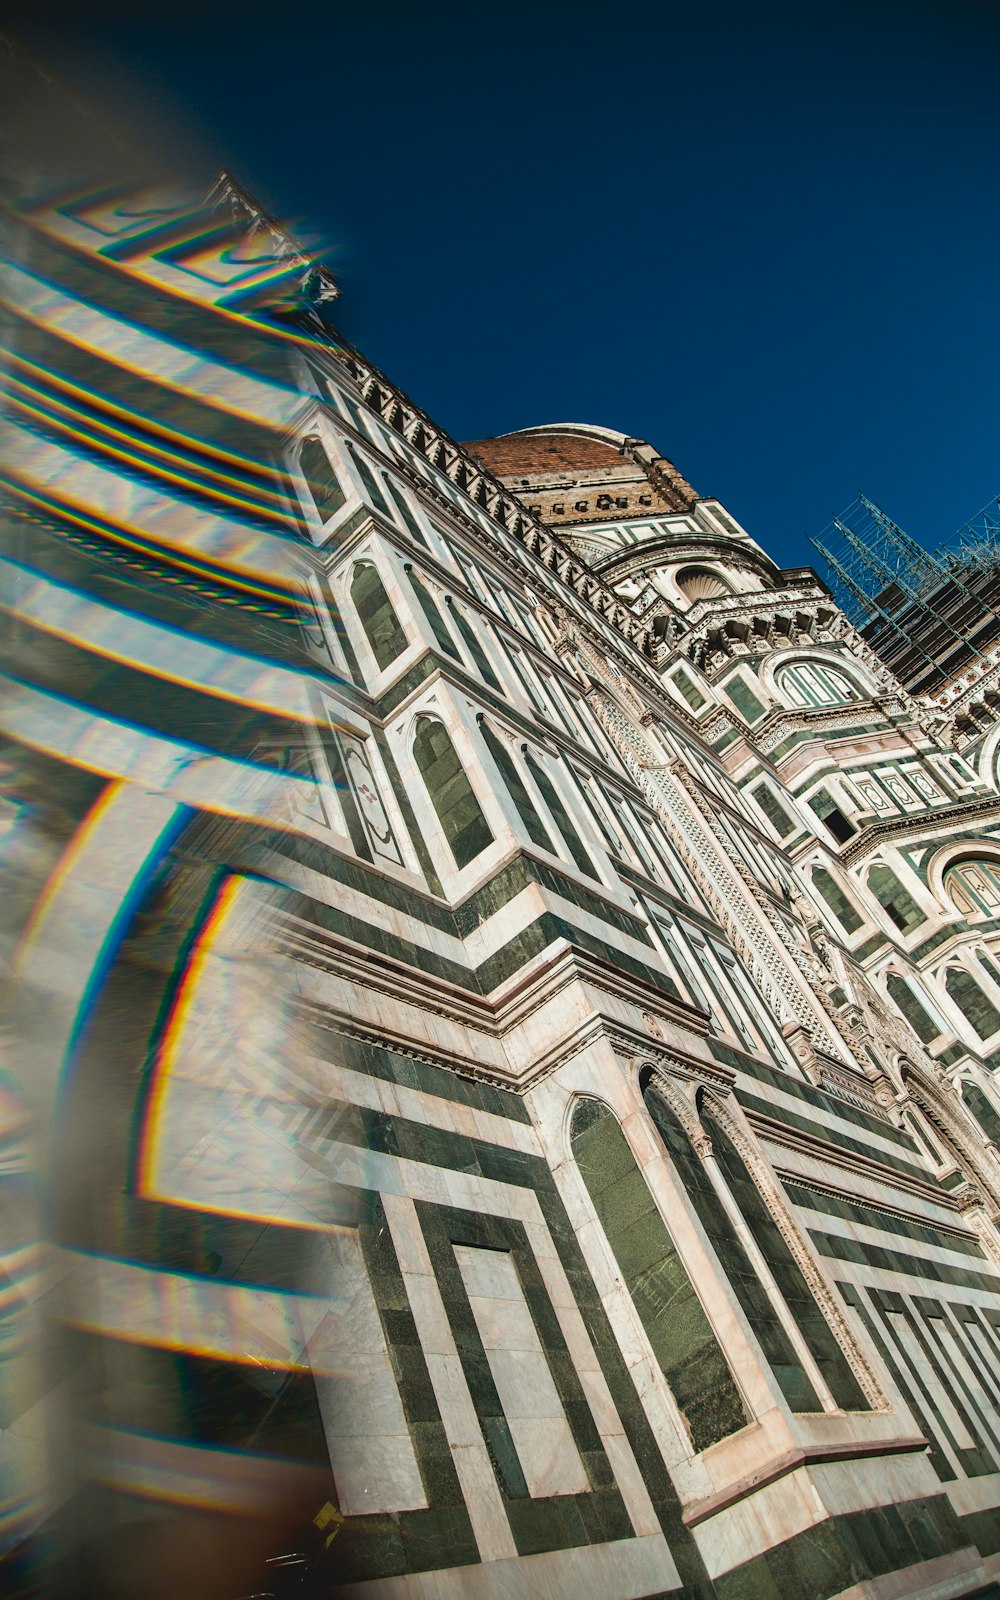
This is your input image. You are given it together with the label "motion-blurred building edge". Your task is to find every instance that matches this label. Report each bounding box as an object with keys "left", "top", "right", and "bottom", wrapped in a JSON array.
[{"left": 5, "top": 83, "right": 1000, "bottom": 1600}]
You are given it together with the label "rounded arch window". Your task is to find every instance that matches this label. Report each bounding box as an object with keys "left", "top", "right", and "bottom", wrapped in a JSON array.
[
  {"left": 776, "top": 661, "right": 860, "bottom": 709},
  {"left": 944, "top": 858, "right": 1000, "bottom": 918},
  {"left": 675, "top": 566, "right": 732, "bottom": 604}
]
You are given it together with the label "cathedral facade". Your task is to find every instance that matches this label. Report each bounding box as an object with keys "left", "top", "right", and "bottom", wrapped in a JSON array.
[{"left": 5, "top": 173, "right": 1000, "bottom": 1599}]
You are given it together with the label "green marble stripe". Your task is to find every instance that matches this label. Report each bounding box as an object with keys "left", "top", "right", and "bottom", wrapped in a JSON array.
[
  {"left": 0, "top": 623, "right": 305, "bottom": 763},
  {"left": 960, "top": 1507, "right": 1000, "bottom": 1557},
  {"left": 811, "top": 1231, "right": 1000, "bottom": 1294},
  {"left": 837, "top": 1283, "right": 954, "bottom": 1481},
  {"left": 724, "top": 1054, "right": 920, "bottom": 1147},
  {"left": 331, "top": 1032, "right": 532, "bottom": 1123},
  {"left": 712, "top": 1493, "right": 970, "bottom": 1600},
  {"left": 783, "top": 1183, "right": 985, "bottom": 1257},
  {"left": 737, "top": 1090, "right": 933, "bottom": 1184},
  {"left": 883, "top": 1292, "right": 996, "bottom": 1477}
]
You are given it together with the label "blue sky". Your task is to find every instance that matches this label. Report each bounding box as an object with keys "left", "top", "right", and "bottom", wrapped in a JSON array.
[{"left": 9, "top": 0, "right": 1000, "bottom": 569}]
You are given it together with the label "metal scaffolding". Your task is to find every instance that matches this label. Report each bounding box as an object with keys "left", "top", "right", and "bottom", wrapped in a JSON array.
[{"left": 810, "top": 493, "right": 1000, "bottom": 694}]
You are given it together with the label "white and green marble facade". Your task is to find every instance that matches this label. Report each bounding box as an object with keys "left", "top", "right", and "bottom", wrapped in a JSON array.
[{"left": 6, "top": 180, "right": 1000, "bottom": 1599}]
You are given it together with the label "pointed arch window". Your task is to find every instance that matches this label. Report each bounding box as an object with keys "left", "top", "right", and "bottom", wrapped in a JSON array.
[
  {"left": 413, "top": 716, "right": 493, "bottom": 869},
  {"left": 867, "top": 864, "right": 926, "bottom": 933},
  {"left": 886, "top": 973, "right": 941, "bottom": 1045},
  {"left": 350, "top": 563, "right": 407, "bottom": 670},
  {"left": 944, "top": 965, "right": 1000, "bottom": 1041},
  {"left": 404, "top": 567, "right": 460, "bottom": 659},
  {"left": 478, "top": 720, "right": 553, "bottom": 852},
  {"left": 523, "top": 751, "right": 597, "bottom": 879},
  {"left": 446, "top": 600, "right": 502, "bottom": 690},
  {"left": 696, "top": 1100, "right": 868, "bottom": 1410},
  {"left": 642, "top": 1087, "right": 823, "bottom": 1413},
  {"left": 961, "top": 1081, "right": 1000, "bottom": 1145},
  {"left": 298, "top": 436, "right": 347, "bottom": 524},
  {"left": 346, "top": 440, "right": 393, "bottom": 518},
  {"left": 811, "top": 868, "right": 864, "bottom": 935},
  {"left": 570, "top": 1097, "right": 748, "bottom": 1451}
]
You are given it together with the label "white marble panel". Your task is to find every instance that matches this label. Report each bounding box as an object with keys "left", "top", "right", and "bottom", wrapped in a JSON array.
[{"left": 454, "top": 1244, "right": 588, "bottom": 1498}]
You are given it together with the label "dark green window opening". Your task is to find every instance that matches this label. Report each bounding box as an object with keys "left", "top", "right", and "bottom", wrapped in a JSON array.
[
  {"left": 299, "top": 436, "right": 347, "bottom": 523},
  {"left": 478, "top": 719, "right": 553, "bottom": 852},
  {"left": 350, "top": 562, "right": 408, "bottom": 671},
  {"left": 886, "top": 974, "right": 940, "bottom": 1045},
  {"left": 382, "top": 476, "right": 428, "bottom": 545},
  {"left": 447, "top": 600, "right": 502, "bottom": 690},
  {"left": 726, "top": 677, "right": 766, "bottom": 724},
  {"left": 404, "top": 567, "right": 460, "bottom": 659},
  {"left": 812, "top": 868, "right": 864, "bottom": 935},
  {"left": 809, "top": 789, "right": 856, "bottom": 844},
  {"left": 413, "top": 716, "right": 493, "bottom": 869},
  {"left": 570, "top": 1097, "right": 748, "bottom": 1452},
  {"left": 347, "top": 441, "right": 393, "bottom": 518},
  {"left": 945, "top": 966, "right": 1000, "bottom": 1041},
  {"left": 643, "top": 1088, "right": 822, "bottom": 1413},
  {"left": 961, "top": 1082, "right": 1000, "bottom": 1145},
  {"left": 523, "top": 750, "right": 598, "bottom": 879},
  {"left": 753, "top": 784, "right": 796, "bottom": 839},
  {"left": 868, "top": 865, "right": 925, "bottom": 934},
  {"left": 698, "top": 1102, "right": 868, "bottom": 1411},
  {"left": 672, "top": 669, "right": 706, "bottom": 711}
]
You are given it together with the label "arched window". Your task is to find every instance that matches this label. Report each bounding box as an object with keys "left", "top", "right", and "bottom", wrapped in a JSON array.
[
  {"left": 867, "top": 864, "right": 926, "bottom": 933},
  {"left": 350, "top": 563, "right": 407, "bottom": 670},
  {"left": 812, "top": 868, "right": 864, "bottom": 935},
  {"left": 777, "top": 662, "right": 860, "bottom": 709},
  {"left": 523, "top": 751, "right": 597, "bottom": 879},
  {"left": 697, "top": 1102, "right": 868, "bottom": 1410},
  {"left": 886, "top": 973, "right": 941, "bottom": 1045},
  {"left": 944, "top": 859, "right": 1000, "bottom": 918},
  {"left": 346, "top": 440, "right": 393, "bottom": 518},
  {"left": 404, "top": 567, "right": 460, "bottom": 659},
  {"left": 478, "top": 721, "right": 553, "bottom": 852},
  {"left": 961, "top": 1081, "right": 1000, "bottom": 1145},
  {"left": 298, "top": 436, "right": 347, "bottom": 524},
  {"left": 446, "top": 600, "right": 502, "bottom": 690},
  {"left": 643, "top": 1088, "right": 822, "bottom": 1413},
  {"left": 413, "top": 717, "right": 493, "bottom": 869},
  {"left": 944, "top": 966, "right": 1000, "bottom": 1041},
  {"left": 569, "top": 1097, "right": 748, "bottom": 1451}
]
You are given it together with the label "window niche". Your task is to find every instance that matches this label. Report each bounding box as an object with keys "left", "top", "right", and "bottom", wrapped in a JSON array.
[
  {"left": 350, "top": 562, "right": 408, "bottom": 671},
  {"left": 569, "top": 1096, "right": 749, "bottom": 1452},
  {"left": 867, "top": 865, "right": 926, "bottom": 934},
  {"left": 412, "top": 715, "right": 493, "bottom": 870},
  {"left": 298, "top": 435, "right": 347, "bottom": 525}
]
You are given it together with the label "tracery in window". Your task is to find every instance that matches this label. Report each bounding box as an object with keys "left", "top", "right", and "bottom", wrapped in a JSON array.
[
  {"left": 777, "top": 661, "right": 860, "bottom": 708},
  {"left": 350, "top": 562, "right": 408, "bottom": 671},
  {"left": 412, "top": 716, "right": 493, "bottom": 869}
]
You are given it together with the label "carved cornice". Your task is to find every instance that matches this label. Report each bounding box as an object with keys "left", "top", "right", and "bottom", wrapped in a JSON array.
[{"left": 839, "top": 794, "right": 1000, "bottom": 866}]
